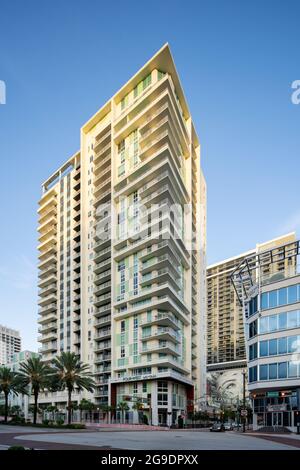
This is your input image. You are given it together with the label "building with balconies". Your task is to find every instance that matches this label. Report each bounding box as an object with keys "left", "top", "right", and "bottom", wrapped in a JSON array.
[
  {"left": 0, "top": 325, "right": 21, "bottom": 365},
  {"left": 37, "top": 44, "right": 206, "bottom": 424}
]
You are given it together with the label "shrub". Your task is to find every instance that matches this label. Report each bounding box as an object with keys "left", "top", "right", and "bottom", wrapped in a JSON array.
[
  {"left": 65, "top": 423, "right": 86, "bottom": 429},
  {"left": 7, "top": 446, "right": 26, "bottom": 451},
  {"left": 55, "top": 418, "right": 64, "bottom": 426},
  {"left": 42, "top": 419, "right": 49, "bottom": 426}
]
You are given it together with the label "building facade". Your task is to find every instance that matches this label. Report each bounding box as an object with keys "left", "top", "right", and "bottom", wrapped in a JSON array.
[
  {"left": 37, "top": 44, "right": 207, "bottom": 425},
  {"left": 0, "top": 325, "right": 21, "bottom": 365},
  {"left": 7, "top": 351, "right": 39, "bottom": 418},
  {"left": 232, "top": 237, "right": 300, "bottom": 431},
  {"left": 206, "top": 234, "right": 295, "bottom": 405}
]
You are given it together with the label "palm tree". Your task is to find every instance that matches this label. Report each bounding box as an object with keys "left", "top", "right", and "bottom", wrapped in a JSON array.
[
  {"left": 19, "top": 357, "right": 52, "bottom": 424},
  {"left": 79, "top": 398, "right": 95, "bottom": 422},
  {"left": 50, "top": 352, "right": 95, "bottom": 425},
  {"left": 117, "top": 401, "right": 129, "bottom": 424},
  {"left": 132, "top": 397, "right": 144, "bottom": 424},
  {"left": 0, "top": 367, "right": 26, "bottom": 423}
]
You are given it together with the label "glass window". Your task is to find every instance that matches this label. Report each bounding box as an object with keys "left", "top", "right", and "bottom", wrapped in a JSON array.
[
  {"left": 260, "top": 364, "right": 268, "bottom": 380},
  {"left": 278, "top": 362, "right": 287, "bottom": 379},
  {"left": 288, "top": 361, "right": 298, "bottom": 378},
  {"left": 269, "top": 291, "right": 278, "bottom": 308},
  {"left": 259, "top": 317, "right": 268, "bottom": 334},
  {"left": 278, "top": 337, "right": 287, "bottom": 354},
  {"left": 278, "top": 288, "right": 287, "bottom": 306},
  {"left": 288, "top": 285, "right": 298, "bottom": 304},
  {"left": 269, "top": 363, "right": 277, "bottom": 380},
  {"left": 269, "top": 339, "right": 278, "bottom": 356},
  {"left": 279, "top": 312, "right": 287, "bottom": 330},
  {"left": 269, "top": 315, "right": 278, "bottom": 331},
  {"left": 288, "top": 335, "right": 298, "bottom": 353},
  {"left": 261, "top": 293, "right": 269, "bottom": 309},
  {"left": 288, "top": 310, "right": 298, "bottom": 329},
  {"left": 260, "top": 341, "right": 268, "bottom": 357}
]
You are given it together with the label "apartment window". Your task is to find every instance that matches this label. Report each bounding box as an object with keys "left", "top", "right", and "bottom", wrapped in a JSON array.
[
  {"left": 121, "top": 320, "right": 126, "bottom": 333},
  {"left": 133, "top": 383, "right": 138, "bottom": 394},
  {"left": 121, "top": 346, "right": 125, "bottom": 358},
  {"left": 142, "top": 382, "right": 147, "bottom": 393}
]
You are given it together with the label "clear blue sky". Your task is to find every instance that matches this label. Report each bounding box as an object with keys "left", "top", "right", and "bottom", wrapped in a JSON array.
[{"left": 0, "top": 0, "right": 299, "bottom": 351}]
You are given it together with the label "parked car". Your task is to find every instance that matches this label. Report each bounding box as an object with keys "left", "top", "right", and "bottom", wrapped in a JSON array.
[
  {"left": 224, "top": 422, "right": 233, "bottom": 431},
  {"left": 210, "top": 422, "right": 225, "bottom": 432}
]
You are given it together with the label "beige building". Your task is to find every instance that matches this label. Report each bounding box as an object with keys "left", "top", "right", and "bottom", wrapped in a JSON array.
[
  {"left": 206, "top": 233, "right": 296, "bottom": 404},
  {"left": 37, "top": 44, "right": 207, "bottom": 425},
  {"left": 0, "top": 325, "right": 21, "bottom": 365}
]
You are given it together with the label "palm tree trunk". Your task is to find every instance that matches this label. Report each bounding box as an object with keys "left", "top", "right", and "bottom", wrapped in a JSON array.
[
  {"left": 68, "top": 389, "right": 72, "bottom": 425},
  {"left": 33, "top": 391, "right": 38, "bottom": 425},
  {"left": 4, "top": 392, "right": 8, "bottom": 423}
]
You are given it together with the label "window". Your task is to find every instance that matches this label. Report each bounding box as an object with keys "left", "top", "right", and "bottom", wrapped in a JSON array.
[
  {"left": 288, "top": 310, "right": 298, "bottom": 329},
  {"left": 261, "top": 293, "right": 269, "bottom": 309},
  {"left": 278, "top": 337, "right": 287, "bottom": 354},
  {"left": 288, "top": 285, "right": 298, "bottom": 304},
  {"left": 249, "top": 366, "right": 257, "bottom": 382},
  {"left": 269, "top": 315, "right": 278, "bottom": 331},
  {"left": 260, "top": 340, "right": 268, "bottom": 357},
  {"left": 288, "top": 361, "right": 298, "bottom": 377},
  {"left": 259, "top": 317, "right": 268, "bottom": 334},
  {"left": 249, "top": 343, "right": 257, "bottom": 360},
  {"left": 269, "top": 363, "right": 277, "bottom": 380},
  {"left": 143, "top": 382, "right": 147, "bottom": 393},
  {"left": 269, "top": 290, "right": 277, "bottom": 308},
  {"left": 259, "top": 364, "right": 268, "bottom": 380},
  {"left": 278, "top": 288, "right": 287, "bottom": 306},
  {"left": 278, "top": 362, "right": 287, "bottom": 379},
  {"left": 121, "top": 346, "right": 125, "bottom": 358},
  {"left": 121, "top": 320, "right": 125, "bottom": 333},
  {"left": 133, "top": 383, "right": 138, "bottom": 394},
  {"left": 269, "top": 339, "right": 278, "bottom": 356},
  {"left": 249, "top": 319, "right": 258, "bottom": 338},
  {"left": 288, "top": 336, "right": 298, "bottom": 353},
  {"left": 279, "top": 312, "right": 287, "bottom": 330}
]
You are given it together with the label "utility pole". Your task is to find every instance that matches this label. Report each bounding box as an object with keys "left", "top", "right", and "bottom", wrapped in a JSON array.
[{"left": 242, "top": 369, "right": 246, "bottom": 433}]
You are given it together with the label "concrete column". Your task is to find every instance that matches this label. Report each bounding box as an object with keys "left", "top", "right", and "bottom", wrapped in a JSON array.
[
  {"left": 151, "top": 381, "right": 158, "bottom": 426},
  {"left": 167, "top": 381, "right": 173, "bottom": 427}
]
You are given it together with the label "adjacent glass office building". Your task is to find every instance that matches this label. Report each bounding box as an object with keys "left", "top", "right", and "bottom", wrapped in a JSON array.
[{"left": 232, "top": 237, "right": 300, "bottom": 431}]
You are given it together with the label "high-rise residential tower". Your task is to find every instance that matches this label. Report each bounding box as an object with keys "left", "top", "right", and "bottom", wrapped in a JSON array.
[
  {"left": 206, "top": 233, "right": 295, "bottom": 402},
  {"left": 37, "top": 44, "right": 207, "bottom": 425},
  {"left": 0, "top": 325, "right": 21, "bottom": 365}
]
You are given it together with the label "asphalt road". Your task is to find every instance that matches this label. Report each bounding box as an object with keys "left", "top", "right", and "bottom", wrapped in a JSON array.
[{"left": 2, "top": 427, "right": 296, "bottom": 450}]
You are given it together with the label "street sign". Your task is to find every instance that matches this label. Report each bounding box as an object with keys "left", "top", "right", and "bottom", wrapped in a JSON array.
[{"left": 240, "top": 409, "right": 247, "bottom": 417}]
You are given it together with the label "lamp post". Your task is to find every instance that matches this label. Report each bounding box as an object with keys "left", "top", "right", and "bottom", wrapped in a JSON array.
[{"left": 242, "top": 369, "right": 246, "bottom": 433}]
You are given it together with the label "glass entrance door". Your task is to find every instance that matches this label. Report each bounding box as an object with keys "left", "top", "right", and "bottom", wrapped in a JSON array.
[{"left": 272, "top": 412, "right": 283, "bottom": 426}]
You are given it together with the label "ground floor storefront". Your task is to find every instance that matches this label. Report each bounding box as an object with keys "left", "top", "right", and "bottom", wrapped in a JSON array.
[
  {"left": 252, "top": 387, "right": 300, "bottom": 431},
  {"left": 111, "top": 377, "right": 194, "bottom": 427}
]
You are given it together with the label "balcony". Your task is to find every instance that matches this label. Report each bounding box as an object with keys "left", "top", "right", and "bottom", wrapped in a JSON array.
[
  {"left": 94, "top": 281, "right": 111, "bottom": 296},
  {"left": 94, "top": 141, "right": 111, "bottom": 162},
  {"left": 94, "top": 343, "right": 111, "bottom": 353},
  {"left": 141, "top": 327, "right": 181, "bottom": 343},
  {"left": 94, "top": 270, "right": 111, "bottom": 285},
  {"left": 38, "top": 331, "right": 57, "bottom": 343},
  {"left": 94, "top": 303, "right": 111, "bottom": 318},
  {"left": 94, "top": 177, "right": 111, "bottom": 200},
  {"left": 141, "top": 313, "right": 180, "bottom": 330},
  {"left": 94, "top": 257, "right": 111, "bottom": 275},
  {"left": 38, "top": 292, "right": 57, "bottom": 307},
  {"left": 93, "top": 188, "right": 111, "bottom": 207},
  {"left": 39, "top": 341, "right": 57, "bottom": 353},
  {"left": 94, "top": 315, "right": 111, "bottom": 328},
  {"left": 93, "top": 246, "right": 111, "bottom": 264},
  {"left": 140, "top": 342, "right": 181, "bottom": 357},
  {"left": 94, "top": 153, "right": 111, "bottom": 175},
  {"left": 95, "top": 329, "right": 111, "bottom": 341},
  {"left": 94, "top": 292, "right": 111, "bottom": 307},
  {"left": 38, "top": 272, "right": 57, "bottom": 289},
  {"left": 38, "top": 282, "right": 57, "bottom": 298},
  {"left": 94, "top": 166, "right": 111, "bottom": 187}
]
